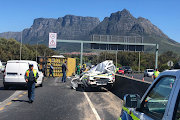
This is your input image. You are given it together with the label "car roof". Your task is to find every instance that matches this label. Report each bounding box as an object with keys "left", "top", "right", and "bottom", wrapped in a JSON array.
[
  {"left": 146, "top": 69, "right": 154, "bottom": 70},
  {"left": 7, "top": 60, "right": 37, "bottom": 64},
  {"left": 160, "top": 69, "right": 180, "bottom": 76}
]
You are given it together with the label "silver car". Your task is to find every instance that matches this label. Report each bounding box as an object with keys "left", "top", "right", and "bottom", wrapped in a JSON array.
[{"left": 144, "top": 69, "right": 154, "bottom": 77}]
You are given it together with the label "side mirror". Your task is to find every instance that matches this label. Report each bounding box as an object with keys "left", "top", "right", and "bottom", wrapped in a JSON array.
[{"left": 123, "top": 94, "right": 141, "bottom": 108}]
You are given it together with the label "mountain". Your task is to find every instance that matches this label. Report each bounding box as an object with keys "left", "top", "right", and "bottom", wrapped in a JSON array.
[
  {"left": 90, "top": 9, "right": 180, "bottom": 54},
  {"left": 0, "top": 9, "right": 179, "bottom": 54}
]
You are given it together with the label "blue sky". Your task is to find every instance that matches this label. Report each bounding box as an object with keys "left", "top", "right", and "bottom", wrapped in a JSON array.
[{"left": 0, "top": 0, "right": 180, "bottom": 42}]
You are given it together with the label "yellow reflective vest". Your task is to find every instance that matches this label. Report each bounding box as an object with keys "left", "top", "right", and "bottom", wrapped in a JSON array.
[
  {"left": 26, "top": 69, "right": 37, "bottom": 81},
  {"left": 154, "top": 71, "right": 160, "bottom": 78}
]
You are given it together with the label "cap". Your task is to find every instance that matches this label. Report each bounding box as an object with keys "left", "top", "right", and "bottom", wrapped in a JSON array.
[
  {"left": 65, "top": 61, "right": 67, "bottom": 63},
  {"left": 29, "top": 64, "right": 33, "bottom": 66}
]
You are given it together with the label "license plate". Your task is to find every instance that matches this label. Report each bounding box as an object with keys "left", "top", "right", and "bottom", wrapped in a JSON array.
[
  {"left": 97, "top": 82, "right": 107, "bottom": 85},
  {"left": 7, "top": 73, "right": 17, "bottom": 76}
]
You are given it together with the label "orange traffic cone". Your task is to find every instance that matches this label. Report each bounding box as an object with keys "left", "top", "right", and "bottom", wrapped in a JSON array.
[
  {"left": 132, "top": 76, "right": 133, "bottom": 79},
  {"left": 143, "top": 78, "right": 144, "bottom": 81}
]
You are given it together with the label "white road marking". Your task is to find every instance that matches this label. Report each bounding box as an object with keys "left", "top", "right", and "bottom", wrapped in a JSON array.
[
  {"left": 0, "top": 79, "right": 3, "bottom": 81},
  {"left": 83, "top": 92, "right": 101, "bottom": 120},
  {"left": 54, "top": 77, "right": 60, "bottom": 86}
]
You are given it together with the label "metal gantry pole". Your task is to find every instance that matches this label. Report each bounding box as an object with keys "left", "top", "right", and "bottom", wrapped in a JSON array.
[
  {"left": 20, "top": 31, "right": 22, "bottom": 60},
  {"left": 138, "top": 52, "right": 140, "bottom": 72},
  {"left": 36, "top": 43, "right": 38, "bottom": 62},
  {"left": 155, "top": 44, "right": 159, "bottom": 69},
  {"left": 36, "top": 40, "right": 44, "bottom": 62},
  {"left": 80, "top": 42, "right": 83, "bottom": 68},
  {"left": 116, "top": 51, "right": 117, "bottom": 68}
]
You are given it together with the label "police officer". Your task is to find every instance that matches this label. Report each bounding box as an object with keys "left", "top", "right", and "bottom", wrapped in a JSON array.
[
  {"left": 152, "top": 68, "right": 160, "bottom": 80},
  {"left": 25, "top": 64, "right": 38, "bottom": 103}
]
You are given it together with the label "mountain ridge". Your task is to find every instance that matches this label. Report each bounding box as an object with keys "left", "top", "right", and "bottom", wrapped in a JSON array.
[{"left": 0, "top": 9, "right": 179, "bottom": 54}]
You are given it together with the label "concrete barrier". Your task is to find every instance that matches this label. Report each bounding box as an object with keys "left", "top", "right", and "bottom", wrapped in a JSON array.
[{"left": 111, "top": 74, "right": 151, "bottom": 99}]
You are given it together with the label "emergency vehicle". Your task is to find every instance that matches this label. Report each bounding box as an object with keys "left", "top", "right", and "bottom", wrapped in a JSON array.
[{"left": 119, "top": 69, "right": 180, "bottom": 120}]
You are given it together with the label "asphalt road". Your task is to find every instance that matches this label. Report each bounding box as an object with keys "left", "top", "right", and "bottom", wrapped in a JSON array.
[
  {"left": 0, "top": 73, "right": 16, "bottom": 103},
  {"left": 122, "top": 73, "right": 154, "bottom": 83},
  {"left": 0, "top": 77, "right": 122, "bottom": 120}
]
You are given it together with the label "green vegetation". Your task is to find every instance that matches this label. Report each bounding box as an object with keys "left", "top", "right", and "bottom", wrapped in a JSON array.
[
  {"left": 1, "top": 37, "right": 179, "bottom": 72},
  {"left": 65, "top": 51, "right": 180, "bottom": 72},
  {"left": 0, "top": 38, "right": 57, "bottom": 62}
]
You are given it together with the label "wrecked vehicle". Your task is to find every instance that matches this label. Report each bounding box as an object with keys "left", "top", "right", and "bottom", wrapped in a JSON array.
[{"left": 71, "top": 60, "right": 116, "bottom": 91}]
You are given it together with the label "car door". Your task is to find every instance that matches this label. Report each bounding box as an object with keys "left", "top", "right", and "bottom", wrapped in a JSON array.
[
  {"left": 5, "top": 62, "right": 19, "bottom": 82},
  {"left": 138, "top": 75, "right": 177, "bottom": 120},
  {"left": 18, "top": 62, "right": 29, "bottom": 83}
]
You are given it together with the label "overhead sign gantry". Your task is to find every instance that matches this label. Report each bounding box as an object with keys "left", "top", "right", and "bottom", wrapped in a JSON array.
[{"left": 56, "top": 35, "right": 159, "bottom": 69}]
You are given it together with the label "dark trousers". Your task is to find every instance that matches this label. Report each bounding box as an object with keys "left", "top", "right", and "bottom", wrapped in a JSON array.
[
  {"left": 62, "top": 71, "right": 66, "bottom": 82},
  {"left": 49, "top": 70, "right": 53, "bottom": 77},
  {"left": 27, "top": 82, "right": 35, "bottom": 101}
]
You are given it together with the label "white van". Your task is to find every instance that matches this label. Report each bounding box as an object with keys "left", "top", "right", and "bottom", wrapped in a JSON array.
[
  {"left": 3, "top": 60, "right": 44, "bottom": 90},
  {"left": 0, "top": 60, "right": 3, "bottom": 72}
]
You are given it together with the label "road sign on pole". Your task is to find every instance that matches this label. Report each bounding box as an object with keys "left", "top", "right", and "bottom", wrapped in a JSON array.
[
  {"left": 167, "top": 61, "right": 173, "bottom": 67},
  {"left": 49, "top": 33, "right": 57, "bottom": 48}
]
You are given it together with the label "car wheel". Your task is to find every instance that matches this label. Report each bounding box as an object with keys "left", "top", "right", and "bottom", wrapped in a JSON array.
[
  {"left": 4, "top": 85, "right": 9, "bottom": 90},
  {"left": 40, "top": 78, "right": 43, "bottom": 87},
  {"left": 107, "top": 84, "right": 113, "bottom": 91}
]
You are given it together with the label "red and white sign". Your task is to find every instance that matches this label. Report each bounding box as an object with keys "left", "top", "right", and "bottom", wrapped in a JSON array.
[{"left": 49, "top": 33, "right": 57, "bottom": 48}]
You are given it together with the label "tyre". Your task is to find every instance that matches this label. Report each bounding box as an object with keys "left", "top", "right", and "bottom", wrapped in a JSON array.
[
  {"left": 40, "top": 80, "right": 43, "bottom": 87},
  {"left": 4, "top": 85, "right": 9, "bottom": 90},
  {"left": 107, "top": 84, "right": 113, "bottom": 91}
]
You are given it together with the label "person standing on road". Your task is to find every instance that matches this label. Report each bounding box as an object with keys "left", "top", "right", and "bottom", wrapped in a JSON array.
[
  {"left": 152, "top": 68, "right": 160, "bottom": 79},
  {"left": 76, "top": 64, "right": 80, "bottom": 75},
  {"left": 49, "top": 64, "right": 54, "bottom": 78},
  {"left": 25, "top": 64, "right": 38, "bottom": 103},
  {"left": 62, "top": 61, "right": 68, "bottom": 82}
]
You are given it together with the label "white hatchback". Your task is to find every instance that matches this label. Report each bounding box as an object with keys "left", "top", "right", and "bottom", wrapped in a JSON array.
[
  {"left": 144, "top": 69, "right": 154, "bottom": 77},
  {"left": 3, "top": 60, "right": 44, "bottom": 90}
]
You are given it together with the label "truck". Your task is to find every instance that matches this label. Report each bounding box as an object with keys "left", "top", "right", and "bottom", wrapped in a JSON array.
[
  {"left": 118, "top": 69, "right": 180, "bottom": 120},
  {"left": 71, "top": 60, "right": 116, "bottom": 91}
]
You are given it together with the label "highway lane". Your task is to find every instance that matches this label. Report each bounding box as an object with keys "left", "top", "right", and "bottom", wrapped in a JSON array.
[
  {"left": 122, "top": 73, "right": 154, "bottom": 83},
  {"left": 0, "top": 77, "right": 122, "bottom": 120},
  {"left": 0, "top": 73, "right": 16, "bottom": 103}
]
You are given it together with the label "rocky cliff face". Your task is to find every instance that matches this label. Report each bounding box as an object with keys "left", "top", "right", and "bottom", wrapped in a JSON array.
[
  {"left": 0, "top": 9, "right": 179, "bottom": 53},
  {"left": 25, "top": 15, "right": 100, "bottom": 42},
  {"left": 0, "top": 15, "right": 100, "bottom": 43},
  {"left": 90, "top": 9, "right": 169, "bottom": 39}
]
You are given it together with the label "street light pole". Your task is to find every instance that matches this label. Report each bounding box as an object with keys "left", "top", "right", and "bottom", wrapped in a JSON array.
[
  {"left": 36, "top": 40, "right": 44, "bottom": 62},
  {"left": 20, "top": 31, "right": 22, "bottom": 60}
]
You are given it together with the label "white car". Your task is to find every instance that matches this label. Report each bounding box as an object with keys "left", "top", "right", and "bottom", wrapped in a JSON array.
[
  {"left": 3, "top": 60, "right": 44, "bottom": 90},
  {"left": 144, "top": 69, "right": 154, "bottom": 77}
]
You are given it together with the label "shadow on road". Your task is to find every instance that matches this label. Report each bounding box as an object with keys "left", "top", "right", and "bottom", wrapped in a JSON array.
[
  {"left": 11, "top": 100, "right": 29, "bottom": 103},
  {"left": 76, "top": 86, "right": 108, "bottom": 92},
  {"left": 0, "top": 86, "right": 27, "bottom": 91}
]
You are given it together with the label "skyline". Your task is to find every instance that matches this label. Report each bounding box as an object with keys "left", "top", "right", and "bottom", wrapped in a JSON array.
[{"left": 0, "top": 0, "right": 179, "bottom": 43}]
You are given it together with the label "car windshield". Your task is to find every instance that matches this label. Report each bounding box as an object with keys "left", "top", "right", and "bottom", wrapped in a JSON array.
[
  {"left": 125, "top": 67, "right": 130, "bottom": 69},
  {"left": 119, "top": 68, "right": 123, "bottom": 70},
  {"left": 148, "top": 70, "right": 154, "bottom": 72}
]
